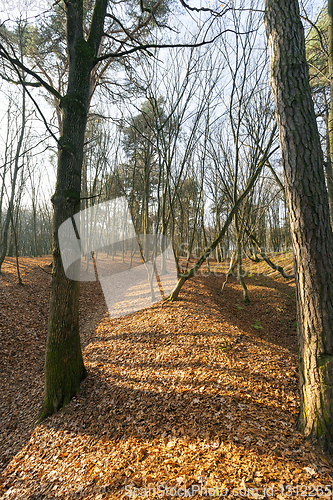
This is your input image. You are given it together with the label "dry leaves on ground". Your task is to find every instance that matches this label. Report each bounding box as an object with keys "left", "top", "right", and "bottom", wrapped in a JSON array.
[{"left": 1, "top": 255, "right": 333, "bottom": 500}]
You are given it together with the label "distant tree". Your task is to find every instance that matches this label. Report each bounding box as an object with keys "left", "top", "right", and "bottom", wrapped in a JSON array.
[
  {"left": 302, "top": 5, "right": 333, "bottom": 224},
  {"left": 305, "top": 7, "right": 328, "bottom": 89},
  {"left": 0, "top": 29, "right": 27, "bottom": 273},
  {"left": 122, "top": 98, "right": 168, "bottom": 234}
]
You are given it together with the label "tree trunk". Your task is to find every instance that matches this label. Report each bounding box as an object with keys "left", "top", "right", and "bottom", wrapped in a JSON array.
[
  {"left": 32, "top": 198, "right": 38, "bottom": 256},
  {"left": 39, "top": 0, "right": 107, "bottom": 421},
  {"left": 0, "top": 89, "right": 25, "bottom": 272},
  {"left": 265, "top": 0, "right": 333, "bottom": 453},
  {"left": 322, "top": 89, "right": 333, "bottom": 226},
  {"left": 328, "top": 0, "right": 333, "bottom": 225},
  {"left": 168, "top": 125, "right": 277, "bottom": 301},
  {"left": 235, "top": 224, "right": 249, "bottom": 304},
  {"left": 8, "top": 201, "right": 22, "bottom": 286}
]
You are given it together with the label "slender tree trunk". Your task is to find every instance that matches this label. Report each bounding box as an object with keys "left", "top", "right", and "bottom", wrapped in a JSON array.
[
  {"left": 168, "top": 125, "right": 277, "bottom": 301},
  {"left": 8, "top": 202, "right": 22, "bottom": 285},
  {"left": 32, "top": 198, "right": 38, "bottom": 256},
  {"left": 221, "top": 250, "right": 237, "bottom": 293},
  {"left": 249, "top": 232, "right": 294, "bottom": 279},
  {"left": 265, "top": 0, "right": 333, "bottom": 453},
  {"left": 0, "top": 118, "right": 9, "bottom": 235},
  {"left": 0, "top": 89, "right": 25, "bottom": 272},
  {"left": 235, "top": 217, "right": 249, "bottom": 304},
  {"left": 160, "top": 224, "right": 168, "bottom": 275},
  {"left": 39, "top": 0, "right": 107, "bottom": 421},
  {"left": 322, "top": 89, "right": 333, "bottom": 226}
]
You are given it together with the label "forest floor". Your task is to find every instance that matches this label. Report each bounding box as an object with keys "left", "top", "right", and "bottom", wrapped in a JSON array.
[{"left": 1, "top": 254, "right": 333, "bottom": 499}]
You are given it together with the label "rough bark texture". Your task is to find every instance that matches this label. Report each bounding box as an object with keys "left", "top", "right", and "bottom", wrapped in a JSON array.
[
  {"left": 39, "top": 0, "right": 107, "bottom": 421},
  {"left": 265, "top": 0, "right": 333, "bottom": 453},
  {"left": 327, "top": 0, "right": 333, "bottom": 224}
]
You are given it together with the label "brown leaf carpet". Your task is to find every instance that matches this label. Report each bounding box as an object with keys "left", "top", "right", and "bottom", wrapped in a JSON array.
[{"left": 1, "top": 255, "right": 333, "bottom": 499}]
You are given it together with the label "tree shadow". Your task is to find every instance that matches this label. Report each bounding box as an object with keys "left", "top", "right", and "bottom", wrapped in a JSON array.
[
  {"left": 2, "top": 271, "right": 324, "bottom": 500},
  {"left": 0, "top": 262, "right": 108, "bottom": 477},
  {"left": 202, "top": 272, "right": 298, "bottom": 353}
]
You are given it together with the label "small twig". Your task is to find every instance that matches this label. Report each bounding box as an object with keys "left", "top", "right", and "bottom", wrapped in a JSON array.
[
  {"left": 38, "top": 265, "right": 52, "bottom": 275},
  {"left": 80, "top": 193, "right": 102, "bottom": 201}
]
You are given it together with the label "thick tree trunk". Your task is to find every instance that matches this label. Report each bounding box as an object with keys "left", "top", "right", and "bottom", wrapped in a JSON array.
[
  {"left": 327, "top": 0, "right": 333, "bottom": 224},
  {"left": 39, "top": 0, "right": 107, "bottom": 421},
  {"left": 265, "top": 0, "right": 333, "bottom": 453}
]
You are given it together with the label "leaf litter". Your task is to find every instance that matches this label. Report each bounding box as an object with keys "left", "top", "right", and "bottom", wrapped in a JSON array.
[{"left": 1, "top": 255, "right": 333, "bottom": 499}]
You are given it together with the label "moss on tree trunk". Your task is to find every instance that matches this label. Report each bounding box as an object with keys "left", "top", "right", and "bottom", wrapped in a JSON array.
[
  {"left": 39, "top": 270, "right": 87, "bottom": 421},
  {"left": 39, "top": 0, "right": 108, "bottom": 421}
]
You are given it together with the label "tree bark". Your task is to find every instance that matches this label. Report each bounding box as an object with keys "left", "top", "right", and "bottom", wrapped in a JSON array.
[
  {"left": 39, "top": 0, "right": 107, "bottom": 421},
  {"left": 327, "top": 0, "right": 333, "bottom": 225},
  {"left": 265, "top": 0, "right": 333, "bottom": 453}
]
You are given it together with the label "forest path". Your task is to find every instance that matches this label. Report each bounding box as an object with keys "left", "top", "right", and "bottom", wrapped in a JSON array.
[{"left": 1, "top": 256, "right": 333, "bottom": 499}]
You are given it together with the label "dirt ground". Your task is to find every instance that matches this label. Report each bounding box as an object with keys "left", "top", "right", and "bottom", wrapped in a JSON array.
[{"left": 1, "top": 254, "right": 333, "bottom": 499}]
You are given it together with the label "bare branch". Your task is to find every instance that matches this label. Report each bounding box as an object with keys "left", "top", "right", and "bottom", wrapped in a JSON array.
[
  {"left": 96, "top": 29, "right": 254, "bottom": 63},
  {"left": 178, "top": 0, "right": 230, "bottom": 17},
  {"left": 0, "top": 42, "right": 61, "bottom": 99}
]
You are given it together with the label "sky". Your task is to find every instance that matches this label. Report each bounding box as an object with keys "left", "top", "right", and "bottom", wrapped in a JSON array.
[{"left": 0, "top": 0, "right": 328, "bottom": 210}]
